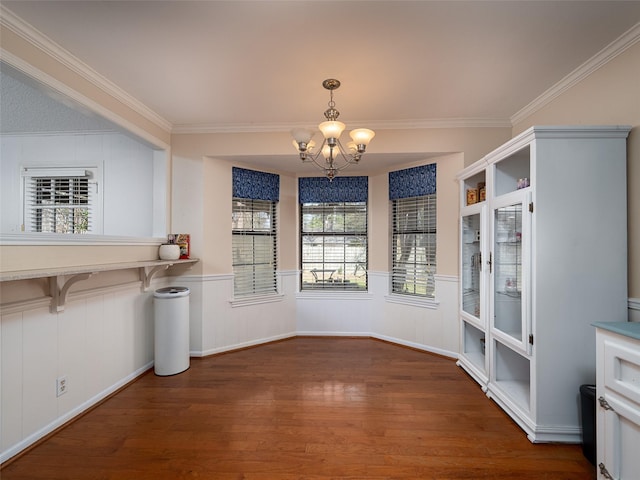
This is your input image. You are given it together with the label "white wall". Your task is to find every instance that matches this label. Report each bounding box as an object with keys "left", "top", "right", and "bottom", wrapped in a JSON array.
[{"left": 0, "top": 132, "right": 162, "bottom": 238}]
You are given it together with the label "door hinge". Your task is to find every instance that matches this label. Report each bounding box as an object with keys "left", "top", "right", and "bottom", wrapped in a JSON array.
[
  {"left": 528, "top": 334, "right": 534, "bottom": 345},
  {"left": 529, "top": 202, "right": 534, "bottom": 213},
  {"left": 598, "top": 463, "right": 614, "bottom": 479},
  {"left": 598, "top": 396, "right": 615, "bottom": 411},
  {"left": 487, "top": 252, "right": 492, "bottom": 274}
]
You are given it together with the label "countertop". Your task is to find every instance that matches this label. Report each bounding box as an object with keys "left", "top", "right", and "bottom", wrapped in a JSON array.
[{"left": 593, "top": 321, "right": 640, "bottom": 341}]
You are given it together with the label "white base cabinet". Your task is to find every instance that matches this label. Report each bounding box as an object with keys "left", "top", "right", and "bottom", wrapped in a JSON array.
[
  {"left": 457, "top": 125, "right": 630, "bottom": 443},
  {"left": 595, "top": 322, "right": 640, "bottom": 480}
]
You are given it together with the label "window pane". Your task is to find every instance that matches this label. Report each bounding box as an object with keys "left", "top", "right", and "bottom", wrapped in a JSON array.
[
  {"left": 27, "top": 175, "right": 92, "bottom": 234},
  {"left": 232, "top": 198, "right": 277, "bottom": 297},
  {"left": 300, "top": 202, "right": 367, "bottom": 291}
]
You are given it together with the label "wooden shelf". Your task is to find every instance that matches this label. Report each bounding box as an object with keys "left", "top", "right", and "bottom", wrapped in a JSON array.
[{"left": 0, "top": 258, "right": 198, "bottom": 312}]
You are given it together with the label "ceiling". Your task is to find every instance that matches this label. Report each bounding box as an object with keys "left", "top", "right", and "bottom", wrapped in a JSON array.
[{"left": 2, "top": 1, "right": 640, "bottom": 171}]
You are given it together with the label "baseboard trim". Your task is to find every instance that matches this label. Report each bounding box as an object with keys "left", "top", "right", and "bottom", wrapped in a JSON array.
[{"left": 0, "top": 361, "right": 153, "bottom": 465}]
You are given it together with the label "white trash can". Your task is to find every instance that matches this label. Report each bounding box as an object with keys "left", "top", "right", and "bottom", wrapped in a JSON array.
[{"left": 153, "top": 286, "right": 190, "bottom": 376}]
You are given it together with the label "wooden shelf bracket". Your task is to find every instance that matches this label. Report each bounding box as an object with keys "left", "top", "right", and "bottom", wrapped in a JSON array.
[
  {"left": 140, "top": 264, "right": 171, "bottom": 291},
  {"left": 49, "top": 272, "right": 95, "bottom": 313}
]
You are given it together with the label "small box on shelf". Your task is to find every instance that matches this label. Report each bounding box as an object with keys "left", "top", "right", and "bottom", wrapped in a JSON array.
[
  {"left": 466, "top": 188, "right": 478, "bottom": 205},
  {"left": 168, "top": 233, "right": 191, "bottom": 259},
  {"left": 477, "top": 182, "right": 486, "bottom": 202}
]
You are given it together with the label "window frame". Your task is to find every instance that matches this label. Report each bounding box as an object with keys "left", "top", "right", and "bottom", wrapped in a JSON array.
[
  {"left": 390, "top": 194, "right": 437, "bottom": 299},
  {"left": 21, "top": 166, "right": 101, "bottom": 235},
  {"left": 300, "top": 200, "right": 368, "bottom": 292},
  {"left": 231, "top": 197, "right": 279, "bottom": 299}
]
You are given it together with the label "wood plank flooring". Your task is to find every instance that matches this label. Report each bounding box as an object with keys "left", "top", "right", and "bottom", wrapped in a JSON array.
[{"left": 1, "top": 337, "right": 595, "bottom": 479}]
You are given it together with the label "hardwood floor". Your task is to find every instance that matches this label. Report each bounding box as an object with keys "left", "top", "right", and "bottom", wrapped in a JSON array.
[{"left": 2, "top": 337, "right": 595, "bottom": 479}]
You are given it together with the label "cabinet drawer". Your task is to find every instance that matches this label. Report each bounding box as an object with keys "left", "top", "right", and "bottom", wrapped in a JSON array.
[{"left": 603, "top": 338, "right": 640, "bottom": 405}]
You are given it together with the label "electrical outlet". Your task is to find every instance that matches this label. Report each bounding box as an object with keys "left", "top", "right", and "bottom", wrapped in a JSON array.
[{"left": 56, "top": 376, "right": 68, "bottom": 397}]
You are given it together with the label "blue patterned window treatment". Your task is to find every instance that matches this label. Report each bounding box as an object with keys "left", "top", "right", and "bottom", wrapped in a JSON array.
[
  {"left": 232, "top": 167, "right": 280, "bottom": 201},
  {"left": 298, "top": 176, "right": 368, "bottom": 203},
  {"left": 388, "top": 164, "right": 436, "bottom": 200}
]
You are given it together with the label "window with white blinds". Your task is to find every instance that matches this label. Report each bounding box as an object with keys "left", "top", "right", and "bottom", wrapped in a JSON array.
[
  {"left": 301, "top": 201, "right": 368, "bottom": 290},
  {"left": 22, "top": 167, "right": 96, "bottom": 234},
  {"left": 391, "top": 194, "right": 437, "bottom": 297},
  {"left": 389, "top": 164, "right": 437, "bottom": 298},
  {"left": 232, "top": 198, "right": 277, "bottom": 296}
]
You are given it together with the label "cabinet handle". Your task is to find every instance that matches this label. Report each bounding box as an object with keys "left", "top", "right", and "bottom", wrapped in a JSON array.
[
  {"left": 598, "top": 463, "right": 614, "bottom": 479},
  {"left": 598, "top": 396, "right": 615, "bottom": 411},
  {"left": 487, "top": 252, "right": 492, "bottom": 273}
]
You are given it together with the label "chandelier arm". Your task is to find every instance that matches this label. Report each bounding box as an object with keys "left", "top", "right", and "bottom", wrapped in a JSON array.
[{"left": 333, "top": 138, "right": 362, "bottom": 169}]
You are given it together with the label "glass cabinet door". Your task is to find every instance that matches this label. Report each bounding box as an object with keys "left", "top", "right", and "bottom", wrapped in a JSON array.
[
  {"left": 492, "top": 197, "right": 529, "bottom": 350},
  {"left": 461, "top": 211, "right": 483, "bottom": 322}
]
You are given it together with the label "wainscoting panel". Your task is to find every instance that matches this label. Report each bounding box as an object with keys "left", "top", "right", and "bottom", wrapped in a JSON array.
[
  {"left": 183, "top": 271, "right": 298, "bottom": 357},
  {"left": 371, "top": 273, "right": 459, "bottom": 358},
  {"left": 0, "top": 280, "right": 159, "bottom": 464}
]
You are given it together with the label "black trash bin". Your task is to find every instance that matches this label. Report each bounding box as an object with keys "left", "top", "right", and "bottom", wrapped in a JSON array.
[{"left": 580, "top": 384, "right": 596, "bottom": 465}]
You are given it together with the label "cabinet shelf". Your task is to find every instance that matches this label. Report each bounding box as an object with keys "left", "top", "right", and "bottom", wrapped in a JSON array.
[
  {"left": 494, "top": 340, "right": 530, "bottom": 411},
  {"left": 493, "top": 379, "right": 530, "bottom": 412}
]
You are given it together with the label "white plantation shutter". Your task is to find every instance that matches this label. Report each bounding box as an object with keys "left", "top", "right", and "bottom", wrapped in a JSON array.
[
  {"left": 22, "top": 167, "right": 97, "bottom": 234},
  {"left": 391, "top": 195, "right": 437, "bottom": 297},
  {"left": 232, "top": 198, "right": 277, "bottom": 296}
]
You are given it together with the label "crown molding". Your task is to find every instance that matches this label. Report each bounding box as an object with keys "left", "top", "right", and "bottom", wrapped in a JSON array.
[
  {"left": 511, "top": 22, "right": 640, "bottom": 126},
  {"left": 1, "top": 48, "right": 169, "bottom": 150},
  {"left": 171, "top": 117, "right": 513, "bottom": 135},
  {"left": 0, "top": 5, "right": 173, "bottom": 134}
]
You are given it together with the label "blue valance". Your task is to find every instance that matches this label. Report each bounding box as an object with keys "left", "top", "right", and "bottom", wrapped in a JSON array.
[
  {"left": 232, "top": 167, "right": 280, "bottom": 201},
  {"left": 299, "top": 176, "right": 368, "bottom": 203},
  {"left": 389, "top": 163, "right": 436, "bottom": 200}
]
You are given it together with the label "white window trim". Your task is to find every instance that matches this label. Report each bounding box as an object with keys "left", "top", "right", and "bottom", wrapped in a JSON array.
[{"left": 385, "top": 293, "right": 440, "bottom": 309}]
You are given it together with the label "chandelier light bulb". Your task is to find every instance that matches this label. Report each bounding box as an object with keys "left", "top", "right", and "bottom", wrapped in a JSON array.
[{"left": 321, "top": 144, "right": 334, "bottom": 160}]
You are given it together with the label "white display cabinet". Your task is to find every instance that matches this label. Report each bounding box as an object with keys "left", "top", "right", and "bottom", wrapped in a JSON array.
[{"left": 456, "top": 125, "right": 630, "bottom": 443}]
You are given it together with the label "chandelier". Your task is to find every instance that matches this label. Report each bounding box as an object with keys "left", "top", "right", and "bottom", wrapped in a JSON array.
[{"left": 291, "top": 79, "right": 375, "bottom": 180}]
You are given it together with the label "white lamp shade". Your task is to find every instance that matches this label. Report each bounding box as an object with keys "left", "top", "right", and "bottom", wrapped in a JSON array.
[
  {"left": 318, "top": 121, "right": 346, "bottom": 139},
  {"left": 349, "top": 128, "right": 375, "bottom": 145},
  {"left": 291, "top": 128, "right": 313, "bottom": 144}
]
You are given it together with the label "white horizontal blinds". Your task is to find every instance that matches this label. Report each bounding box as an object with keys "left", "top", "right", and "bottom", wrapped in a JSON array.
[
  {"left": 23, "top": 168, "right": 94, "bottom": 234},
  {"left": 232, "top": 199, "right": 277, "bottom": 296},
  {"left": 231, "top": 167, "right": 279, "bottom": 297},
  {"left": 389, "top": 163, "right": 437, "bottom": 298},
  {"left": 299, "top": 176, "right": 368, "bottom": 291},
  {"left": 391, "top": 195, "right": 437, "bottom": 297}
]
